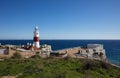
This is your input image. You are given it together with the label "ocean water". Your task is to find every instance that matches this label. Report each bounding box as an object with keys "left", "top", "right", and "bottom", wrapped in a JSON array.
[{"left": 0, "top": 40, "right": 120, "bottom": 66}]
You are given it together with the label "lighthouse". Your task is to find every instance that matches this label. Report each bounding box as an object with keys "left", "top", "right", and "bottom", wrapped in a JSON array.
[{"left": 33, "top": 26, "right": 40, "bottom": 48}]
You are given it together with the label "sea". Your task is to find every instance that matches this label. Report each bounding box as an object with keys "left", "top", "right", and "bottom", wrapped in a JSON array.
[{"left": 0, "top": 40, "right": 120, "bottom": 66}]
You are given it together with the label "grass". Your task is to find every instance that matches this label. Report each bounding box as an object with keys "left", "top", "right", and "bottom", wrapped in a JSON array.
[{"left": 0, "top": 57, "right": 120, "bottom": 78}]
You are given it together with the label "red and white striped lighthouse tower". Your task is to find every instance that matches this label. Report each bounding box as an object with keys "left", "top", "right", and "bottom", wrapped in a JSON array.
[{"left": 33, "top": 26, "right": 40, "bottom": 48}]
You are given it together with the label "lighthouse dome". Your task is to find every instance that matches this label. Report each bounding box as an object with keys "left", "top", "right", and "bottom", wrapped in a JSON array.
[{"left": 35, "top": 26, "right": 38, "bottom": 30}]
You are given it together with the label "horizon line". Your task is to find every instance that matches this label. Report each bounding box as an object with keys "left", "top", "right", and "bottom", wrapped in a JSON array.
[{"left": 0, "top": 39, "right": 120, "bottom": 40}]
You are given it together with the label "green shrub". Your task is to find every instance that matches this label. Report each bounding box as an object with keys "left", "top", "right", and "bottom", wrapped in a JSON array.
[
  {"left": 30, "top": 55, "right": 41, "bottom": 59},
  {"left": 101, "top": 62, "right": 110, "bottom": 69},
  {"left": 82, "top": 60, "right": 101, "bottom": 70},
  {"left": 11, "top": 52, "right": 22, "bottom": 59}
]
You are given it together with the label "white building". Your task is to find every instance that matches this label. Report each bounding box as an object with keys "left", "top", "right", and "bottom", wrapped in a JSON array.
[
  {"left": 87, "top": 44, "right": 103, "bottom": 50},
  {"left": 87, "top": 44, "right": 106, "bottom": 60}
]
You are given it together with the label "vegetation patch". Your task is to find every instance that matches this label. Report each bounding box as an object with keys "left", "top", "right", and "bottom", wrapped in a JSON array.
[{"left": 0, "top": 58, "right": 120, "bottom": 78}]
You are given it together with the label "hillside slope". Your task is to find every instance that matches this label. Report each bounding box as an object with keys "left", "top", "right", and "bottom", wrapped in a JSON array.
[{"left": 0, "top": 57, "right": 120, "bottom": 78}]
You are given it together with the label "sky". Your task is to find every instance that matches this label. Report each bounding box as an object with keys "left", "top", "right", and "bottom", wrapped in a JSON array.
[{"left": 0, "top": 0, "right": 120, "bottom": 39}]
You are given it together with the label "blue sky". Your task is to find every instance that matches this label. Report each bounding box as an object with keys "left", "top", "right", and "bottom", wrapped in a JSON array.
[{"left": 0, "top": 0, "right": 120, "bottom": 39}]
